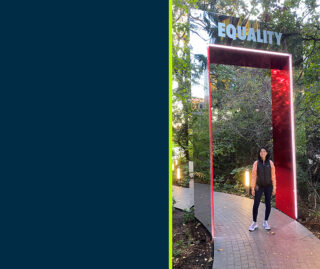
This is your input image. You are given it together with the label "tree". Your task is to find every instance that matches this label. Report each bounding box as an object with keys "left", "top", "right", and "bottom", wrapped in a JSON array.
[
  {"left": 172, "top": 0, "right": 320, "bottom": 209},
  {"left": 172, "top": 0, "right": 200, "bottom": 161}
]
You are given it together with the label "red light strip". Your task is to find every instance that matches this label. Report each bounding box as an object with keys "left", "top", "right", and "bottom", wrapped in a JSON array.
[{"left": 289, "top": 55, "right": 298, "bottom": 219}]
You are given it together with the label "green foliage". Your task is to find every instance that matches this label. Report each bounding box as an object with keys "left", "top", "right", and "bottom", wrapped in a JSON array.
[
  {"left": 173, "top": 239, "right": 185, "bottom": 257},
  {"left": 173, "top": 176, "right": 190, "bottom": 187},
  {"left": 183, "top": 207, "right": 195, "bottom": 223},
  {"left": 194, "top": 171, "right": 209, "bottom": 183},
  {"left": 192, "top": 110, "right": 210, "bottom": 183},
  {"left": 210, "top": 66, "right": 273, "bottom": 180},
  {"left": 214, "top": 173, "right": 246, "bottom": 192},
  {"left": 230, "top": 165, "right": 253, "bottom": 184},
  {"left": 172, "top": 0, "right": 200, "bottom": 162},
  {"left": 172, "top": 0, "right": 320, "bottom": 207},
  {"left": 172, "top": 160, "right": 191, "bottom": 187},
  {"left": 297, "top": 163, "right": 309, "bottom": 200},
  {"left": 184, "top": 228, "right": 193, "bottom": 246}
]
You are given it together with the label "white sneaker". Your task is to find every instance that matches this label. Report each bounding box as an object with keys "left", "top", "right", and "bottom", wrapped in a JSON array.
[
  {"left": 263, "top": 220, "right": 271, "bottom": 230},
  {"left": 249, "top": 222, "right": 258, "bottom": 232}
]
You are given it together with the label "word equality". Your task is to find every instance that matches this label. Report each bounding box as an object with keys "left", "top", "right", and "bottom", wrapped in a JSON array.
[{"left": 218, "top": 22, "right": 282, "bottom": 46}]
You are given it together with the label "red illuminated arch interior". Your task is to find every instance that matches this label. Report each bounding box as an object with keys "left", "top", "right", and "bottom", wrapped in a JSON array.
[{"left": 208, "top": 45, "right": 297, "bottom": 237}]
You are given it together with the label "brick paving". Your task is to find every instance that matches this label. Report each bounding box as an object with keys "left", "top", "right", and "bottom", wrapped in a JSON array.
[
  {"left": 173, "top": 183, "right": 320, "bottom": 268},
  {"left": 213, "top": 191, "right": 320, "bottom": 269}
]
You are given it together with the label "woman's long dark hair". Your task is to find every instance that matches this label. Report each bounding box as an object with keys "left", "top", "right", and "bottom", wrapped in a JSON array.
[{"left": 257, "top": 147, "right": 271, "bottom": 162}]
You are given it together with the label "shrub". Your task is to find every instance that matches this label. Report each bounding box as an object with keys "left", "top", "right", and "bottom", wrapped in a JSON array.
[{"left": 183, "top": 207, "right": 195, "bottom": 223}]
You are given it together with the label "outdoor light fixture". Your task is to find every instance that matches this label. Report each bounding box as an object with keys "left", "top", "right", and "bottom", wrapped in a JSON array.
[
  {"left": 172, "top": 162, "right": 174, "bottom": 171},
  {"left": 245, "top": 170, "right": 250, "bottom": 187},
  {"left": 245, "top": 170, "right": 250, "bottom": 197},
  {"left": 177, "top": 168, "right": 181, "bottom": 180}
]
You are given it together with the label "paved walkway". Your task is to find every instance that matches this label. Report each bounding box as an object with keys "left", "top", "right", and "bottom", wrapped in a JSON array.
[
  {"left": 172, "top": 179, "right": 194, "bottom": 210},
  {"left": 173, "top": 183, "right": 320, "bottom": 268},
  {"left": 213, "top": 191, "right": 320, "bottom": 269}
]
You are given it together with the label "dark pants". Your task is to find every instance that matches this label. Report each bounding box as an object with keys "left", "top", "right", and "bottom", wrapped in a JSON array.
[{"left": 252, "top": 185, "right": 273, "bottom": 222}]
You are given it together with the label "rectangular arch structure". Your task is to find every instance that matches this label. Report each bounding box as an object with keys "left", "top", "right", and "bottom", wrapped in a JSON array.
[{"left": 208, "top": 44, "right": 297, "bottom": 236}]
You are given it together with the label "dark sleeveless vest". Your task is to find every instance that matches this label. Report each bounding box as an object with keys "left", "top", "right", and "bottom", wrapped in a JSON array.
[{"left": 256, "top": 159, "right": 272, "bottom": 187}]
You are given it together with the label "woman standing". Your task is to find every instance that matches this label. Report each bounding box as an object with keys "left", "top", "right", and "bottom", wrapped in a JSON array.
[{"left": 249, "top": 147, "right": 276, "bottom": 231}]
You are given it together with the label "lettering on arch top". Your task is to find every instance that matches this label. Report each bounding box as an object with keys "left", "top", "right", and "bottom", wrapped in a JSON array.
[
  {"left": 189, "top": 9, "right": 300, "bottom": 52},
  {"left": 218, "top": 22, "right": 282, "bottom": 46}
]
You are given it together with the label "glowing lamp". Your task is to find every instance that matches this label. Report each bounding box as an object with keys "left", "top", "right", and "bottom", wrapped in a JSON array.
[
  {"left": 177, "top": 168, "right": 181, "bottom": 180},
  {"left": 245, "top": 170, "right": 250, "bottom": 187}
]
